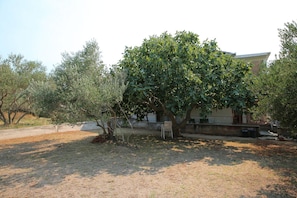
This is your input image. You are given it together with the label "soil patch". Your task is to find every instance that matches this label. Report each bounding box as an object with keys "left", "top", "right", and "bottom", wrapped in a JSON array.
[{"left": 0, "top": 130, "right": 296, "bottom": 197}]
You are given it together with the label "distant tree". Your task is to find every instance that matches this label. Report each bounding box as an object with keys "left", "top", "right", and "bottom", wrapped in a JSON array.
[
  {"left": 252, "top": 21, "right": 297, "bottom": 134},
  {"left": 29, "top": 40, "right": 127, "bottom": 138},
  {"left": 0, "top": 54, "right": 47, "bottom": 125},
  {"left": 120, "top": 31, "right": 254, "bottom": 137},
  {"left": 27, "top": 79, "right": 57, "bottom": 118}
]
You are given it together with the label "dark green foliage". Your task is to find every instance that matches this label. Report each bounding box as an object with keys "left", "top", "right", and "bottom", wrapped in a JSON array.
[
  {"left": 120, "top": 31, "right": 253, "bottom": 136},
  {"left": 29, "top": 40, "right": 127, "bottom": 135},
  {"left": 252, "top": 21, "right": 297, "bottom": 134}
]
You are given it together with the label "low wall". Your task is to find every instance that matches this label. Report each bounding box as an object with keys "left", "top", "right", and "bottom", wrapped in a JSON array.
[
  {"left": 183, "top": 123, "right": 260, "bottom": 137},
  {"left": 79, "top": 120, "right": 261, "bottom": 138},
  {"left": 130, "top": 121, "right": 260, "bottom": 137}
]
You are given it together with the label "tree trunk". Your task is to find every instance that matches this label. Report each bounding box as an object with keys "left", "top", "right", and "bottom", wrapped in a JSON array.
[
  {"left": 147, "top": 96, "right": 196, "bottom": 138},
  {"left": 107, "top": 120, "right": 114, "bottom": 139},
  {"left": 0, "top": 110, "right": 8, "bottom": 126},
  {"left": 165, "top": 104, "right": 196, "bottom": 138},
  {"left": 96, "top": 119, "right": 107, "bottom": 134},
  {"left": 15, "top": 112, "right": 28, "bottom": 124},
  {"left": 7, "top": 110, "right": 12, "bottom": 125},
  {"left": 0, "top": 93, "right": 9, "bottom": 125}
]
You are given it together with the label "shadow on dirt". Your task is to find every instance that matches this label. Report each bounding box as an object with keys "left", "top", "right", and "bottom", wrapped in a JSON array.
[{"left": 0, "top": 132, "right": 296, "bottom": 197}]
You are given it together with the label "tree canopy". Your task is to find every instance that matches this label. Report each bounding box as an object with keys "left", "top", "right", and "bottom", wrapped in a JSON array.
[
  {"left": 252, "top": 21, "right": 297, "bottom": 134},
  {"left": 120, "top": 31, "right": 254, "bottom": 136},
  {"left": 29, "top": 40, "right": 127, "bottom": 136},
  {"left": 0, "top": 54, "right": 47, "bottom": 125}
]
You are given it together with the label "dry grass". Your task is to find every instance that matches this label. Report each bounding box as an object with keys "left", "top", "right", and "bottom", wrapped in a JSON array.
[
  {"left": 0, "top": 129, "right": 297, "bottom": 197},
  {"left": 0, "top": 113, "right": 51, "bottom": 129}
]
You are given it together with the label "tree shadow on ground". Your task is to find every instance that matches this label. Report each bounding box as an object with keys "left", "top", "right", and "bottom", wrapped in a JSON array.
[
  {"left": 0, "top": 133, "right": 296, "bottom": 197},
  {"left": 249, "top": 140, "right": 297, "bottom": 198}
]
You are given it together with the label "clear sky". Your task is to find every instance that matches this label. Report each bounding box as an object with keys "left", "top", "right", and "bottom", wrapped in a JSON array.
[{"left": 0, "top": 0, "right": 296, "bottom": 72}]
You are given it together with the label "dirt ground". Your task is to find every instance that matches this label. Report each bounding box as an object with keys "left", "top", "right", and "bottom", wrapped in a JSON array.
[{"left": 0, "top": 129, "right": 297, "bottom": 198}]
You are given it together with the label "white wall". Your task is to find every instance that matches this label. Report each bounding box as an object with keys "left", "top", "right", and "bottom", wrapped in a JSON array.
[
  {"left": 147, "top": 113, "right": 157, "bottom": 122},
  {"left": 131, "top": 108, "right": 249, "bottom": 125},
  {"left": 191, "top": 108, "right": 233, "bottom": 124},
  {"left": 131, "top": 113, "right": 157, "bottom": 123}
]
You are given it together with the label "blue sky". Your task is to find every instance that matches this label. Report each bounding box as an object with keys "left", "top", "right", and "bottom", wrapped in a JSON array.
[{"left": 0, "top": 0, "right": 296, "bottom": 72}]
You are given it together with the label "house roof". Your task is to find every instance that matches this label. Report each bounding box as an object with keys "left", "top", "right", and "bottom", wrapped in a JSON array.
[
  {"left": 235, "top": 52, "right": 271, "bottom": 60},
  {"left": 234, "top": 52, "right": 271, "bottom": 74},
  {"left": 222, "top": 51, "right": 236, "bottom": 56}
]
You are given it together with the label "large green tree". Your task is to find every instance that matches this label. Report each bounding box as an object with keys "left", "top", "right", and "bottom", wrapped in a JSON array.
[
  {"left": 252, "top": 21, "right": 297, "bottom": 134},
  {"left": 29, "top": 40, "right": 127, "bottom": 137},
  {"left": 0, "top": 54, "right": 47, "bottom": 125},
  {"left": 120, "top": 31, "right": 254, "bottom": 136}
]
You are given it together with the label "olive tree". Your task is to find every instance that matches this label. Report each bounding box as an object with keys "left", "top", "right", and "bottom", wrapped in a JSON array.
[
  {"left": 29, "top": 40, "right": 127, "bottom": 138},
  {"left": 0, "top": 54, "right": 46, "bottom": 125}
]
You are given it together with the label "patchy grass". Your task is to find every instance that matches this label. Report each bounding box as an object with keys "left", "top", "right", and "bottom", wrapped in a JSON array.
[
  {"left": 0, "top": 129, "right": 296, "bottom": 197},
  {"left": 0, "top": 114, "right": 51, "bottom": 130}
]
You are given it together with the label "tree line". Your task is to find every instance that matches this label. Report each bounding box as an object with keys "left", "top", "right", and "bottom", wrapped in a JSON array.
[{"left": 1, "top": 21, "right": 296, "bottom": 137}]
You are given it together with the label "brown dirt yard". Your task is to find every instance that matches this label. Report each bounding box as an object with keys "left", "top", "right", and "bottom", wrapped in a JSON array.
[{"left": 0, "top": 128, "right": 297, "bottom": 198}]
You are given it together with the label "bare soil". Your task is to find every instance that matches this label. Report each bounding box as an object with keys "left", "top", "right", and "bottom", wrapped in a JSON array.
[{"left": 0, "top": 129, "right": 297, "bottom": 198}]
